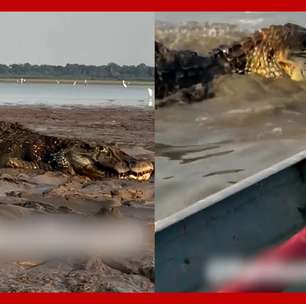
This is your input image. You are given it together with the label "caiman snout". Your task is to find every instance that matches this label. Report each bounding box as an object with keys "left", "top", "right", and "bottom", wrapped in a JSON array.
[
  {"left": 100, "top": 159, "right": 154, "bottom": 181},
  {"left": 128, "top": 160, "right": 154, "bottom": 181},
  {"left": 93, "top": 146, "right": 154, "bottom": 181}
]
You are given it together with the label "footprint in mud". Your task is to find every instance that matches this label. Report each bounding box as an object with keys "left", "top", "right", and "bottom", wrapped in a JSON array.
[
  {"left": 203, "top": 169, "right": 244, "bottom": 177},
  {"left": 162, "top": 176, "right": 174, "bottom": 180},
  {"left": 156, "top": 142, "right": 234, "bottom": 165},
  {"left": 181, "top": 149, "right": 234, "bottom": 164}
]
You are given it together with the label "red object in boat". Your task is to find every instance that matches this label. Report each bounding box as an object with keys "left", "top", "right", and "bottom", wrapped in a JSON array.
[{"left": 218, "top": 227, "right": 306, "bottom": 292}]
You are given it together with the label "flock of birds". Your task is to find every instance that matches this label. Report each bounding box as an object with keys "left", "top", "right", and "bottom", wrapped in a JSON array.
[{"left": 15, "top": 78, "right": 154, "bottom": 106}]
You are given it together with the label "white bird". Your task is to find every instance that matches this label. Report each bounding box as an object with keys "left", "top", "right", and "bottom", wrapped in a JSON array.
[
  {"left": 147, "top": 88, "right": 154, "bottom": 107},
  {"left": 147, "top": 88, "right": 153, "bottom": 98},
  {"left": 73, "top": 81, "right": 77, "bottom": 86},
  {"left": 56, "top": 80, "right": 60, "bottom": 85},
  {"left": 122, "top": 80, "right": 128, "bottom": 88},
  {"left": 84, "top": 79, "right": 88, "bottom": 86}
]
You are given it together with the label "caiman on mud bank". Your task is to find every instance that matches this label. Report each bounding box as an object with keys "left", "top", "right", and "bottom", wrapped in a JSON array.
[
  {"left": 0, "top": 121, "right": 154, "bottom": 181},
  {"left": 156, "top": 23, "right": 306, "bottom": 107}
]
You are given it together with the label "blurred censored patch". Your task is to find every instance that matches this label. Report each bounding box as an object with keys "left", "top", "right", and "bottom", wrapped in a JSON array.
[
  {"left": 205, "top": 256, "right": 306, "bottom": 288},
  {"left": 0, "top": 216, "right": 146, "bottom": 260}
]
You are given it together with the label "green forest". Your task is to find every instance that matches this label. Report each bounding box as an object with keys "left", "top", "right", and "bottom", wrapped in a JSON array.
[{"left": 0, "top": 63, "right": 154, "bottom": 81}]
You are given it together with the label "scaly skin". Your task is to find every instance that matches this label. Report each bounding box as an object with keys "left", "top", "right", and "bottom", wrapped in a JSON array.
[
  {"left": 0, "top": 121, "right": 154, "bottom": 181},
  {"left": 156, "top": 23, "right": 306, "bottom": 106}
]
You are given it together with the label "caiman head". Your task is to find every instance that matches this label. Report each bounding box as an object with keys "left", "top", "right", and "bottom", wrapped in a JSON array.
[
  {"left": 61, "top": 144, "right": 154, "bottom": 182},
  {"left": 214, "top": 23, "right": 306, "bottom": 81},
  {"left": 93, "top": 145, "right": 154, "bottom": 181}
]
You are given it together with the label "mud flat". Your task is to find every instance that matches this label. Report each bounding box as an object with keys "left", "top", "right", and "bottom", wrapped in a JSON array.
[{"left": 0, "top": 105, "right": 154, "bottom": 292}]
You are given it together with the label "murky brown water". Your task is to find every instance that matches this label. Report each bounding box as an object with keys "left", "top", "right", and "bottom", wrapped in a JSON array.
[{"left": 156, "top": 24, "right": 306, "bottom": 220}]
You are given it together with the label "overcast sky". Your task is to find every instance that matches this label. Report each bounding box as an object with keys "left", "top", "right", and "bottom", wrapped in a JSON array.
[{"left": 0, "top": 13, "right": 154, "bottom": 66}]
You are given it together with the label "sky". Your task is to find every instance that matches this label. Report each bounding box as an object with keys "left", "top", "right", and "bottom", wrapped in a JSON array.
[
  {"left": 157, "top": 12, "right": 306, "bottom": 30},
  {"left": 0, "top": 13, "right": 154, "bottom": 66}
]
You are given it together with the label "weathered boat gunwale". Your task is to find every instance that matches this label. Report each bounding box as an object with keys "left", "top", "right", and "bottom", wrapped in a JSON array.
[
  {"left": 156, "top": 149, "right": 306, "bottom": 232},
  {"left": 156, "top": 148, "right": 306, "bottom": 291}
]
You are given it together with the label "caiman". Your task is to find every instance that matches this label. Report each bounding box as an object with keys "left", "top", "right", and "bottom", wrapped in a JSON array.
[
  {"left": 0, "top": 121, "right": 154, "bottom": 181},
  {"left": 156, "top": 23, "right": 306, "bottom": 107}
]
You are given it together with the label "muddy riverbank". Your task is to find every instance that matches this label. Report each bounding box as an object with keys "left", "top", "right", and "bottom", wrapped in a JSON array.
[
  {"left": 0, "top": 105, "right": 154, "bottom": 292},
  {"left": 156, "top": 74, "right": 306, "bottom": 221}
]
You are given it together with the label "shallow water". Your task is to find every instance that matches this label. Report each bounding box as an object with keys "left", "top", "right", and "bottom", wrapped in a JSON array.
[
  {"left": 0, "top": 82, "right": 153, "bottom": 108},
  {"left": 156, "top": 73, "right": 306, "bottom": 221}
]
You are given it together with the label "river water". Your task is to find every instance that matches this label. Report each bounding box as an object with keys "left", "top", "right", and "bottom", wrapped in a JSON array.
[{"left": 0, "top": 82, "right": 153, "bottom": 108}]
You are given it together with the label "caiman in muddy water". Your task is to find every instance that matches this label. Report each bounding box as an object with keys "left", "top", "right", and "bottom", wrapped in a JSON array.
[
  {"left": 156, "top": 23, "right": 306, "bottom": 107},
  {"left": 0, "top": 121, "right": 154, "bottom": 181}
]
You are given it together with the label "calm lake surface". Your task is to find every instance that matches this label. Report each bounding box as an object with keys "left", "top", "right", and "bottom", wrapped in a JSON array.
[{"left": 0, "top": 82, "right": 153, "bottom": 108}]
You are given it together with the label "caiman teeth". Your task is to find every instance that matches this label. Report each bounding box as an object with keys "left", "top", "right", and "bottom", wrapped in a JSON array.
[
  {"left": 104, "top": 161, "right": 154, "bottom": 181},
  {"left": 128, "top": 172, "right": 152, "bottom": 181},
  {"left": 127, "top": 169, "right": 154, "bottom": 181}
]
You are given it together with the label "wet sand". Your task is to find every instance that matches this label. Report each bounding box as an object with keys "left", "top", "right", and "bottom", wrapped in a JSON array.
[{"left": 0, "top": 105, "right": 154, "bottom": 292}]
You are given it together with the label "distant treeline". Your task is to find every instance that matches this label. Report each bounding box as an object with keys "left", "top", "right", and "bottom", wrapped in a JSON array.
[{"left": 0, "top": 63, "right": 154, "bottom": 81}]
